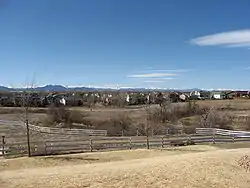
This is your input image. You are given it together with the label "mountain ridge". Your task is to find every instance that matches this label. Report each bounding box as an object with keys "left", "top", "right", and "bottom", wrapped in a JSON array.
[{"left": 0, "top": 85, "right": 239, "bottom": 92}]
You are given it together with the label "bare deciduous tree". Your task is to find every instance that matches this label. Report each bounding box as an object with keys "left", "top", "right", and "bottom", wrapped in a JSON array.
[
  {"left": 200, "top": 107, "right": 234, "bottom": 129},
  {"left": 20, "top": 78, "right": 36, "bottom": 157},
  {"left": 200, "top": 107, "right": 213, "bottom": 127}
]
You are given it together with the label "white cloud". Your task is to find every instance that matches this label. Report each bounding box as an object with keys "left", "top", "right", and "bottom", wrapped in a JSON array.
[
  {"left": 143, "top": 77, "right": 176, "bottom": 83},
  {"left": 127, "top": 73, "right": 177, "bottom": 78},
  {"left": 143, "top": 80, "right": 165, "bottom": 83},
  {"left": 190, "top": 29, "right": 250, "bottom": 48},
  {"left": 159, "top": 77, "right": 176, "bottom": 80}
]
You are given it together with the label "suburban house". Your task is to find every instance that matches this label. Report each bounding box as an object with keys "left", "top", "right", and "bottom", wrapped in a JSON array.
[
  {"left": 199, "top": 91, "right": 211, "bottom": 100},
  {"left": 189, "top": 90, "right": 201, "bottom": 100},
  {"left": 235, "top": 91, "right": 250, "bottom": 98},
  {"left": 223, "top": 91, "right": 236, "bottom": 99},
  {"left": 210, "top": 91, "right": 224, "bottom": 99}
]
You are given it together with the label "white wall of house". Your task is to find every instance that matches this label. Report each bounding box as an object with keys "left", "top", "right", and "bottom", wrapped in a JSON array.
[
  {"left": 59, "top": 98, "right": 66, "bottom": 105},
  {"left": 213, "top": 94, "right": 221, "bottom": 99},
  {"left": 126, "top": 95, "right": 130, "bottom": 103}
]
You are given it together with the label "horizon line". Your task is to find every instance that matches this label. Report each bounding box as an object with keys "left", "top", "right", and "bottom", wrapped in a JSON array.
[{"left": 1, "top": 84, "right": 250, "bottom": 91}]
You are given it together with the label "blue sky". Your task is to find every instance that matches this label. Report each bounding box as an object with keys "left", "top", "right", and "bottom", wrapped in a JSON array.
[{"left": 0, "top": 0, "right": 250, "bottom": 89}]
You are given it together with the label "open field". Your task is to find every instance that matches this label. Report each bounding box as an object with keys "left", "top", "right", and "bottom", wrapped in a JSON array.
[
  {"left": 0, "top": 106, "right": 148, "bottom": 124},
  {"left": 0, "top": 99, "right": 250, "bottom": 121},
  {"left": 197, "top": 99, "right": 250, "bottom": 110},
  {"left": 1, "top": 99, "right": 250, "bottom": 119},
  {"left": 1, "top": 145, "right": 250, "bottom": 188},
  {"left": 1, "top": 99, "right": 250, "bottom": 140}
]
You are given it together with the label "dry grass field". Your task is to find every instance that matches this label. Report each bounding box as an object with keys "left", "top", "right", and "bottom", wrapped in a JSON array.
[
  {"left": 1, "top": 99, "right": 250, "bottom": 121},
  {"left": 0, "top": 99, "right": 250, "bottom": 124},
  {"left": 1, "top": 99, "right": 250, "bottom": 137},
  {"left": 1, "top": 145, "right": 250, "bottom": 188}
]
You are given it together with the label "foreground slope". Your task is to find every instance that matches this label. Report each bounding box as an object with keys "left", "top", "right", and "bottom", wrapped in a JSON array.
[{"left": 1, "top": 148, "right": 250, "bottom": 188}]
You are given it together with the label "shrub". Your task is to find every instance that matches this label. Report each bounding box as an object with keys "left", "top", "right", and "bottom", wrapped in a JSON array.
[
  {"left": 148, "top": 102, "right": 205, "bottom": 124},
  {"left": 242, "top": 117, "right": 250, "bottom": 131},
  {"left": 93, "top": 113, "right": 134, "bottom": 136},
  {"left": 200, "top": 108, "right": 234, "bottom": 129},
  {"left": 45, "top": 105, "right": 89, "bottom": 128}
]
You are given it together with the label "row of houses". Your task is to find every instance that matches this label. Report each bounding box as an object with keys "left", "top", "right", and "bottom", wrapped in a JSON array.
[
  {"left": 188, "top": 90, "right": 250, "bottom": 100},
  {"left": 0, "top": 90, "right": 249, "bottom": 107}
]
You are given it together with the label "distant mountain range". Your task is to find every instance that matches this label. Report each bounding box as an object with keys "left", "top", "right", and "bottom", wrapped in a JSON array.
[
  {"left": 0, "top": 85, "right": 238, "bottom": 92},
  {"left": 0, "top": 85, "right": 97, "bottom": 92}
]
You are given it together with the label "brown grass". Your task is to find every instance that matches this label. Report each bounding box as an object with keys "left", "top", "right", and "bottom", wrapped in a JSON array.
[
  {"left": 1, "top": 146, "right": 250, "bottom": 188},
  {"left": 2, "top": 99, "right": 250, "bottom": 135},
  {"left": 197, "top": 99, "right": 250, "bottom": 110},
  {"left": 0, "top": 146, "right": 217, "bottom": 171}
]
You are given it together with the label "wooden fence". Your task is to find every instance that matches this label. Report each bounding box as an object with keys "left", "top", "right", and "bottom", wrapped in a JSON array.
[
  {"left": 28, "top": 124, "right": 107, "bottom": 136},
  {"left": 1, "top": 133, "right": 250, "bottom": 157},
  {"left": 196, "top": 128, "right": 250, "bottom": 137},
  {"left": 0, "top": 120, "right": 107, "bottom": 136}
]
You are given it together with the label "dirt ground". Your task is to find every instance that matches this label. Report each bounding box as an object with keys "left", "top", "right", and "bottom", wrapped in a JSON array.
[{"left": 1, "top": 145, "right": 250, "bottom": 188}]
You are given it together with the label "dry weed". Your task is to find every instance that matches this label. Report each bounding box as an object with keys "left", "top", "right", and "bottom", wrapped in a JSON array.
[{"left": 238, "top": 155, "right": 250, "bottom": 172}]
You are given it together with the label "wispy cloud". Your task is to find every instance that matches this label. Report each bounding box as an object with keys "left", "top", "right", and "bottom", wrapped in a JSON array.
[
  {"left": 127, "top": 73, "right": 177, "bottom": 78},
  {"left": 143, "top": 77, "right": 176, "bottom": 83},
  {"left": 190, "top": 29, "right": 250, "bottom": 48},
  {"left": 159, "top": 77, "right": 176, "bottom": 80},
  {"left": 143, "top": 80, "right": 165, "bottom": 83}
]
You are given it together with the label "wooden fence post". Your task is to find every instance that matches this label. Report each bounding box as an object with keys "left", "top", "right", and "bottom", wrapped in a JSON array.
[
  {"left": 212, "top": 133, "right": 215, "bottom": 144},
  {"left": 44, "top": 141, "right": 47, "bottom": 155},
  {"left": 89, "top": 138, "right": 93, "bottom": 152},
  {"left": 34, "top": 144, "right": 37, "bottom": 153},
  {"left": 2, "top": 136, "right": 5, "bottom": 156},
  {"left": 146, "top": 135, "right": 149, "bottom": 149},
  {"left": 129, "top": 137, "right": 132, "bottom": 150},
  {"left": 188, "top": 135, "right": 192, "bottom": 144},
  {"left": 161, "top": 136, "right": 164, "bottom": 148}
]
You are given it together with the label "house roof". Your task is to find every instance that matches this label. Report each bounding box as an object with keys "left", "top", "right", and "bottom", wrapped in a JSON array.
[{"left": 236, "top": 91, "right": 249, "bottom": 94}]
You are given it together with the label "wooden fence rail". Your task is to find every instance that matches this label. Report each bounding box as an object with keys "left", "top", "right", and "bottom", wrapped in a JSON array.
[
  {"left": 1, "top": 134, "right": 250, "bottom": 157},
  {"left": 196, "top": 128, "right": 250, "bottom": 137},
  {"left": 0, "top": 120, "right": 107, "bottom": 136}
]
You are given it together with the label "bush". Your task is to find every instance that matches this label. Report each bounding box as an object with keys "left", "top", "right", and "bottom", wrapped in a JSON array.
[
  {"left": 148, "top": 102, "right": 205, "bottom": 124},
  {"left": 242, "top": 117, "right": 250, "bottom": 131},
  {"left": 200, "top": 108, "right": 234, "bottom": 130},
  {"left": 108, "top": 114, "right": 134, "bottom": 136},
  {"left": 93, "top": 113, "right": 135, "bottom": 136},
  {"left": 45, "top": 105, "right": 90, "bottom": 128}
]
